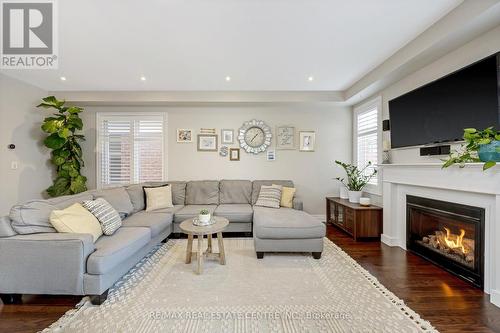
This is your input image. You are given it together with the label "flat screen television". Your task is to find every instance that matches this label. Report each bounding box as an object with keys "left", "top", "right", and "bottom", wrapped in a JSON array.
[{"left": 389, "top": 53, "right": 500, "bottom": 149}]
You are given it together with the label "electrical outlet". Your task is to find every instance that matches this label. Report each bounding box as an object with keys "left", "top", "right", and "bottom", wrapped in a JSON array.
[{"left": 11, "top": 161, "right": 18, "bottom": 170}]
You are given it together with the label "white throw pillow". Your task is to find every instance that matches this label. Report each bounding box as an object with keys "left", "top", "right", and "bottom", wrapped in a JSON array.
[
  {"left": 255, "top": 185, "right": 283, "bottom": 209},
  {"left": 144, "top": 185, "right": 174, "bottom": 212},
  {"left": 49, "top": 203, "right": 103, "bottom": 242}
]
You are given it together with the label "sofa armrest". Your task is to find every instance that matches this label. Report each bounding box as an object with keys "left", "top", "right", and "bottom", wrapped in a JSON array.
[
  {"left": 0, "top": 233, "right": 95, "bottom": 295},
  {"left": 293, "top": 198, "right": 303, "bottom": 211}
]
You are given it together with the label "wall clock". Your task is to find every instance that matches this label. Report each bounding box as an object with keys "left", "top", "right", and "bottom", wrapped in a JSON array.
[{"left": 238, "top": 119, "right": 272, "bottom": 154}]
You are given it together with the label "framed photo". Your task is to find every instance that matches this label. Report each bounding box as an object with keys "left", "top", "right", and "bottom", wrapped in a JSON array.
[
  {"left": 267, "top": 149, "right": 276, "bottom": 161},
  {"left": 221, "top": 129, "right": 234, "bottom": 144},
  {"left": 276, "top": 126, "right": 295, "bottom": 150},
  {"left": 197, "top": 134, "right": 218, "bottom": 151},
  {"left": 229, "top": 148, "right": 240, "bottom": 161},
  {"left": 299, "top": 131, "right": 315, "bottom": 152},
  {"left": 176, "top": 129, "right": 193, "bottom": 143}
]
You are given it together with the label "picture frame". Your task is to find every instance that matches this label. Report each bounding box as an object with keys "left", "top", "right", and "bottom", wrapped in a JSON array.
[
  {"left": 299, "top": 131, "right": 315, "bottom": 152},
  {"left": 267, "top": 149, "right": 276, "bottom": 161},
  {"left": 276, "top": 126, "right": 295, "bottom": 150},
  {"left": 221, "top": 129, "right": 234, "bottom": 144},
  {"left": 229, "top": 148, "right": 240, "bottom": 161},
  {"left": 176, "top": 129, "right": 193, "bottom": 143},
  {"left": 197, "top": 134, "right": 218, "bottom": 151}
]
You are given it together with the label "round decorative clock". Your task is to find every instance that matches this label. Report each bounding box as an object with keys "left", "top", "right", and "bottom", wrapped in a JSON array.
[{"left": 238, "top": 119, "right": 272, "bottom": 154}]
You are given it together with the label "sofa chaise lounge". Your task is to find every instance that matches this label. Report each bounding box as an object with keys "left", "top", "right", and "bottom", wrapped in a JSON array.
[{"left": 0, "top": 180, "right": 325, "bottom": 305}]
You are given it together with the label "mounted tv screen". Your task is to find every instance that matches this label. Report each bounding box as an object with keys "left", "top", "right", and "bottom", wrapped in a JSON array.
[{"left": 389, "top": 53, "right": 500, "bottom": 149}]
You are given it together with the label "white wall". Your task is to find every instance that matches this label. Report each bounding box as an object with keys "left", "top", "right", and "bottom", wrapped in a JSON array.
[
  {"left": 80, "top": 104, "right": 352, "bottom": 214},
  {"left": 0, "top": 74, "right": 51, "bottom": 215},
  {"left": 354, "top": 24, "right": 500, "bottom": 204}
]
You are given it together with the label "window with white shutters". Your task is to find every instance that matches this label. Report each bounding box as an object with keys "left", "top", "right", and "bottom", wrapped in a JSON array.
[
  {"left": 97, "top": 113, "right": 166, "bottom": 188},
  {"left": 354, "top": 98, "right": 380, "bottom": 187}
]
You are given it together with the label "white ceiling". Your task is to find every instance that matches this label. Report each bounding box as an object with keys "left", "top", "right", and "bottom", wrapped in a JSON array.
[{"left": 1, "top": 0, "right": 462, "bottom": 91}]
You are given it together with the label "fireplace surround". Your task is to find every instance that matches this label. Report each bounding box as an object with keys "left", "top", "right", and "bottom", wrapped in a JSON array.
[
  {"left": 381, "top": 163, "right": 500, "bottom": 307},
  {"left": 406, "top": 195, "right": 485, "bottom": 288}
]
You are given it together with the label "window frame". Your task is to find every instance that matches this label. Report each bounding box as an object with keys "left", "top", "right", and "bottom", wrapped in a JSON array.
[
  {"left": 96, "top": 112, "right": 168, "bottom": 189},
  {"left": 353, "top": 96, "right": 382, "bottom": 195}
]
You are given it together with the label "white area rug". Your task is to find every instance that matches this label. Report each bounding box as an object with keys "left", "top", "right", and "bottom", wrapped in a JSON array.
[{"left": 44, "top": 238, "right": 437, "bottom": 332}]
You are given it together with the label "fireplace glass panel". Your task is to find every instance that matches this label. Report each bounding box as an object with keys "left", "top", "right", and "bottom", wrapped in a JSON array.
[
  {"left": 408, "top": 208, "right": 476, "bottom": 270},
  {"left": 406, "top": 195, "right": 484, "bottom": 288}
]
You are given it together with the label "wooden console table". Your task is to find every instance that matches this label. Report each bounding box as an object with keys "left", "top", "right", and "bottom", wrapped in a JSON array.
[{"left": 326, "top": 197, "right": 382, "bottom": 241}]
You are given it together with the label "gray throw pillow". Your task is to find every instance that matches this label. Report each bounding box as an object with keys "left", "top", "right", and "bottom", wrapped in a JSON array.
[
  {"left": 82, "top": 198, "right": 122, "bottom": 235},
  {"left": 255, "top": 185, "right": 282, "bottom": 209}
]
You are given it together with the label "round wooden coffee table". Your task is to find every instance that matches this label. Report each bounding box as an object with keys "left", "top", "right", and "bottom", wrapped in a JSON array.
[{"left": 179, "top": 216, "right": 229, "bottom": 274}]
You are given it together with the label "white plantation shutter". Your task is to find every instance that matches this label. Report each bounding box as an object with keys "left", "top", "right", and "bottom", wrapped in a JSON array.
[
  {"left": 356, "top": 104, "right": 379, "bottom": 185},
  {"left": 98, "top": 114, "right": 166, "bottom": 188}
]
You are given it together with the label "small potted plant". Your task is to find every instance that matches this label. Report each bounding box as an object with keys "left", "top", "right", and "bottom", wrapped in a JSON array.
[
  {"left": 198, "top": 209, "right": 211, "bottom": 224},
  {"left": 335, "top": 160, "right": 377, "bottom": 203},
  {"left": 443, "top": 127, "right": 500, "bottom": 170}
]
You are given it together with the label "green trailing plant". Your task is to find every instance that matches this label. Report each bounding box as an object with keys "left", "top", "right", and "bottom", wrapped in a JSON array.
[
  {"left": 442, "top": 127, "right": 500, "bottom": 171},
  {"left": 335, "top": 160, "right": 377, "bottom": 191},
  {"left": 199, "top": 209, "right": 210, "bottom": 215},
  {"left": 38, "top": 96, "right": 87, "bottom": 197}
]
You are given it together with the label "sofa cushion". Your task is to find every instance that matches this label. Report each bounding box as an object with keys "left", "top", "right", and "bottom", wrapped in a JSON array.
[
  {"left": 219, "top": 180, "right": 252, "bottom": 204},
  {"left": 253, "top": 206, "right": 325, "bottom": 239},
  {"left": 185, "top": 181, "right": 219, "bottom": 205},
  {"left": 252, "top": 180, "right": 294, "bottom": 204},
  {"left": 214, "top": 204, "right": 253, "bottom": 223},
  {"left": 126, "top": 183, "right": 148, "bottom": 213},
  {"left": 9, "top": 192, "right": 93, "bottom": 234},
  {"left": 87, "top": 227, "right": 150, "bottom": 274},
  {"left": 93, "top": 187, "right": 134, "bottom": 217},
  {"left": 173, "top": 205, "right": 217, "bottom": 223},
  {"left": 121, "top": 207, "right": 182, "bottom": 237}
]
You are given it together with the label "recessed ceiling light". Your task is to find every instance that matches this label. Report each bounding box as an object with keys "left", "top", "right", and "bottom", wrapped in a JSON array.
[
  {"left": 308, "top": 76, "right": 314, "bottom": 81},
  {"left": 225, "top": 76, "right": 231, "bottom": 82},
  {"left": 60, "top": 76, "right": 66, "bottom": 81},
  {"left": 140, "top": 76, "right": 146, "bottom": 81}
]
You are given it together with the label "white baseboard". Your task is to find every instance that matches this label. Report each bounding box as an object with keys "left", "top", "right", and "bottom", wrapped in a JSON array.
[
  {"left": 489, "top": 289, "right": 500, "bottom": 308},
  {"left": 381, "top": 234, "right": 398, "bottom": 247}
]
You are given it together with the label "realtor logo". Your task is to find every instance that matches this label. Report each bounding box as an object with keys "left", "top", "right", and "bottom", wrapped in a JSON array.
[{"left": 1, "top": 0, "right": 57, "bottom": 69}]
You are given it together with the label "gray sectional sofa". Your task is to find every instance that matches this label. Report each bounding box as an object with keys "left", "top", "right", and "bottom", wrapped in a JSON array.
[{"left": 0, "top": 180, "right": 325, "bottom": 305}]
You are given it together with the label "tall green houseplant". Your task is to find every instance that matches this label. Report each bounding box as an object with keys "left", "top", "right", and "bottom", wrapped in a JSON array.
[{"left": 38, "top": 96, "right": 87, "bottom": 197}]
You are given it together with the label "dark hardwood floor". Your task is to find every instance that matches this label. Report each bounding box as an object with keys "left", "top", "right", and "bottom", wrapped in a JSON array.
[{"left": 1, "top": 225, "right": 499, "bottom": 332}]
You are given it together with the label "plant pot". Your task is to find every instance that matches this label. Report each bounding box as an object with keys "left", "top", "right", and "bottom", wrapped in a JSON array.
[
  {"left": 478, "top": 140, "right": 500, "bottom": 162},
  {"left": 339, "top": 186, "right": 349, "bottom": 199},
  {"left": 348, "top": 190, "right": 362, "bottom": 203},
  {"left": 198, "top": 213, "right": 211, "bottom": 224}
]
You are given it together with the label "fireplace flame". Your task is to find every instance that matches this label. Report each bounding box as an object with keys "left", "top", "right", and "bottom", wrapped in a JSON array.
[{"left": 443, "top": 227, "right": 467, "bottom": 254}]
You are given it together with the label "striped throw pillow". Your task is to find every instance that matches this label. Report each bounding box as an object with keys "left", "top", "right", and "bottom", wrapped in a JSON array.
[
  {"left": 82, "top": 198, "right": 122, "bottom": 235},
  {"left": 255, "top": 185, "right": 283, "bottom": 209}
]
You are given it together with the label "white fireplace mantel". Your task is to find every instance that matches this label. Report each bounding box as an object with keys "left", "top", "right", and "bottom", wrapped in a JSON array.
[{"left": 380, "top": 163, "right": 500, "bottom": 307}]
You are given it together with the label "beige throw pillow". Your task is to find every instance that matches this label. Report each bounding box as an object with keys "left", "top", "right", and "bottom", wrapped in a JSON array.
[
  {"left": 280, "top": 186, "right": 296, "bottom": 208},
  {"left": 144, "top": 185, "right": 174, "bottom": 212},
  {"left": 49, "top": 203, "right": 103, "bottom": 242}
]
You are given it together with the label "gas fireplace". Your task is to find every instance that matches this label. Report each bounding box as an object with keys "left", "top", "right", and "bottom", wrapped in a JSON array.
[{"left": 406, "top": 195, "right": 485, "bottom": 288}]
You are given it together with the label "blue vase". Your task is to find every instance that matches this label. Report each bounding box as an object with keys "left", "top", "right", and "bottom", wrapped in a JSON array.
[{"left": 478, "top": 140, "right": 500, "bottom": 162}]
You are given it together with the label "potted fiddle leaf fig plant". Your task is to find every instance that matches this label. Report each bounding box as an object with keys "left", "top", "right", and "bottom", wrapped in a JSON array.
[
  {"left": 442, "top": 127, "right": 500, "bottom": 170},
  {"left": 335, "top": 160, "right": 377, "bottom": 203},
  {"left": 38, "top": 96, "right": 87, "bottom": 197}
]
